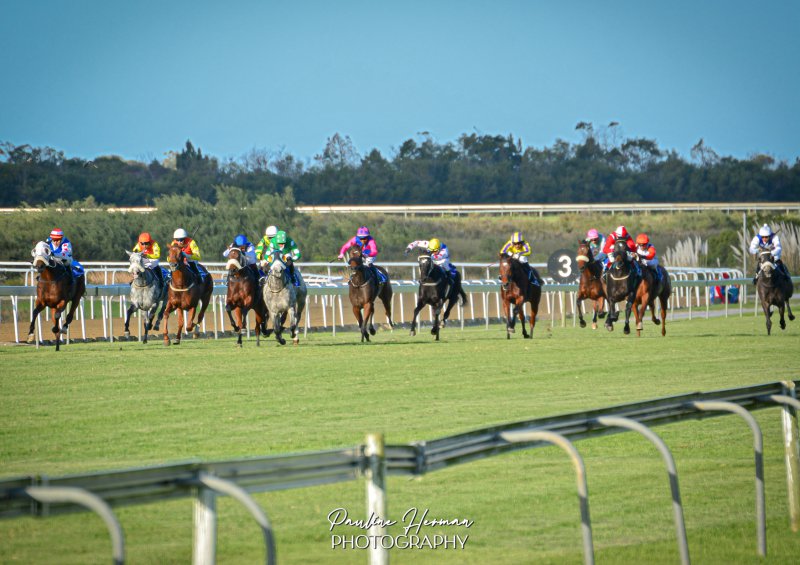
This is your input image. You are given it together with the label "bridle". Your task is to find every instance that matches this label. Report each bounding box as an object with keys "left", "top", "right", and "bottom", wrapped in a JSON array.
[{"left": 267, "top": 260, "right": 290, "bottom": 293}]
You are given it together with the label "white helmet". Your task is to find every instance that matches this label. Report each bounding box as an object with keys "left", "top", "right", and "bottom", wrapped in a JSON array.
[
  {"left": 758, "top": 224, "right": 772, "bottom": 238},
  {"left": 265, "top": 225, "right": 278, "bottom": 238},
  {"left": 174, "top": 228, "right": 188, "bottom": 239}
]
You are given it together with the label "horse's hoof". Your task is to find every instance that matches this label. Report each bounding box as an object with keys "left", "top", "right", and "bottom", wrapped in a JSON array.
[
  {"left": 369, "top": 327, "right": 376, "bottom": 336},
  {"left": 430, "top": 327, "right": 437, "bottom": 335},
  {"left": 508, "top": 327, "right": 515, "bottom": 334},
  {"left": 636, "top": 322, "right": 643, "bottom": 331},
  {"left": 579, "top": 320, "right": 586, "bottom": 328},
  {"left": 124, "top": 330, "right": 130, "bottom": 338},
  {"left": 172, "top": 339, "right": 181, "bottom": 345},
  {"left": 652, "top": 318, "right": 660, "bottom": 325},
  {"left": 623, "top": 326, "right": 630, "bottom": 335},
  {"left": 409, "top": 329, "right": 416, "bottom": 337},
  {"left": 781, "top": 321, "right": 786, "bottom": 330},
  {"left": 661, "top": 329, "right": 666, "bottom": 337},
  {"left": 293, "top": 338, "right": 299, "bottom": 345},
  {"left": 506, "top": 332, "right": 511, "bottom": 340},
  {"left": 524, "top": 334, "right": 532, "bottom": 339},
  {"left": 163, "top": 340, "right": 170, "bottom": 347},
  {"left": 591, "top": 323, "right": 597, "bottom": 330},
  {"left": 27, "top": 334, "right": 35, "bottom": 344},
  {"left": 278, "top": 338, "right": 286, "bottom": 345},
  {"left": 789, "top": 314, "right": 796, "bottom": 321},
  {"left": 599, "top": 312, "right": 606, "bottom": 319},
  {"left": 606, "top": 325, "right": 613, "bottom": 332}
]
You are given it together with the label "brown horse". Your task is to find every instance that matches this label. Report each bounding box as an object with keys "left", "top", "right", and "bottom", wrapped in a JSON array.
[
  {"left": 27, "top": 241, "right": 86, "bottom": 351},
  {"left": 498, "top": 254, "right": 542, "bottom": 339},
  {"left": 756, "top": 250, "right": 795, "bottom": 335},
  {"left": 162, "top": 244, "right": 214, "bottom": 345},
  {"left": 347, "top": 246, "right": 394, "bottom": 342},
  {"left": 224, "top": 248, "right": 266, "bottom": 347},
  {"left": 633, "top": 262, "right": 672, "bottom": 337},
  {"left": 575, "top": 241, "right": 606, "bottom": 329}
]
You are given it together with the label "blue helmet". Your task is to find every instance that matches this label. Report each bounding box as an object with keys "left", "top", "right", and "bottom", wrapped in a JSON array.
[{"left": 234, "top": 234, "right": 248, "bottom": 247}]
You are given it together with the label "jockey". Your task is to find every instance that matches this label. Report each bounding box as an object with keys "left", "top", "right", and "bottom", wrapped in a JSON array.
[
  {"left": 500, "top": 231, "right": 543, "bottom": 285},
  {"left": 405, "top": 238, "right": 459, "bottom": 283},
  {"left": 602, "top": 225, "right": 636, "bottom": 270},
  {"left": 749, "top": 224, "right": 788, "bottom": 282},
  {"left": 262, "top": 230, "right": 302, "bottom": 286},
  {"left": 46, "top": 228, "right": 84, "bottom": 279},
  {"left": 584, "top": 229, "right": 607, "bottom": 264},
  {"left": 338, "top": 226, "right": 384, "bottom": 283},
  {"left": 635, "top": 233, "right": 661, "bottom": 282},
  {"left": 223, "top": 234, "right": 259, "bottom": 278},
  {"left": 171, "top": 228, "right": 204, "bottom": 279},
  {"left": 255, "top": 225, "right": 279, "bottom": 262},
  {"left": 132, "top": 232, "right": 164, "bottom": 283}
]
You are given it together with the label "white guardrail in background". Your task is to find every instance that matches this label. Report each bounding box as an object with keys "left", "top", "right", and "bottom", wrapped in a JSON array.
[
  {"left": 1, "top": 202, "right": 797, "bottom": 216},
  {"left": 1, "top": 265, "right": 796, "bottom": 345}
]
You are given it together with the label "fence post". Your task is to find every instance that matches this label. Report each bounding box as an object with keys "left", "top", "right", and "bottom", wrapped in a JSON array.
[
  {"left": 365, "top": 433, "right": 388, "bottom": 565},
  {"left": 781, "top": 382, "right": 800, "bottom": 532},
  {"left": 193, "top": 486, "right": 217, "bottom": 565}
]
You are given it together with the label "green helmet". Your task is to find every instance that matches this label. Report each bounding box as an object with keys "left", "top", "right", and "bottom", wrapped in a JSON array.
[{"left": 275, "top": 231, "right": 287, "bottom": 244}]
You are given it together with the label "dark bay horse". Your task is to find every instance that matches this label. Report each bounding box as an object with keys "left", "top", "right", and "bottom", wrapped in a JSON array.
[
  {"left": 162, "top": 244, "right": 214, "bottom": 345},
  {"left": 575, "top": 241, "right": 606, "bottom": 329},
  {"left": 347, "top": 246, "right": 394, "bottom": 342},
  {"left": 28, "top": 241, "right": 86, "bottom": 351},
  {"left": 603, "top": 239, "right": 642, "bottom": 334},
  {"left": 756, "top": 250, "right": 795, "bottom": 335},
  {"left": 409, "top": 252, "right": 467, "bottom": 341},
  {"left": 498, "top": 254, "right": 541, "bottom": 339},
  {"left": 633, "top": 262, "right": 672, "bottom": 337},
  {"left": 225, "top": 248, "right": 266, "bottom": 347}
]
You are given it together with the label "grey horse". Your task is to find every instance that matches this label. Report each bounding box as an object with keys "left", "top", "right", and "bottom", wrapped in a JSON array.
[
  {"left": 124, "top": 251, "right": 168, "bottom": 343},
  {"left": 261, "top": 258, "right": 307, "bottom": 345}
]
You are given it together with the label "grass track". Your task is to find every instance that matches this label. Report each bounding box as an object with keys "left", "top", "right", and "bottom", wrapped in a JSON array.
[{"left": 1, "top": 315, "right": 799, "bottom": 563}]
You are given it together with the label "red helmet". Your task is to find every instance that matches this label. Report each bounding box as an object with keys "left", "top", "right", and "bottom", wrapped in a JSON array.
[
  {"left": 614, "top": 226, "right": 628, "bottom": 239},
  {"left": 50, "top": 228, "right": 64, "bottom": 239},
  {"left": 636, "top": 233, "right": 649, "bottom": 246}
]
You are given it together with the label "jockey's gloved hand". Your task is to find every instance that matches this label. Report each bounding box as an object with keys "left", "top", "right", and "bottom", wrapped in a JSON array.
[
  {"left": 404, "top": 248, "right": 410, "bottom": 256},
  {"left": 338, "top": 254, "right": 344, "bottom": 259}
]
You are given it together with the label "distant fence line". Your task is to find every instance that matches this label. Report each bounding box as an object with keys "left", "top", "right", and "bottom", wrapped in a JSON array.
[
  {"left": 3, "top": 272, "right": 789, "bottom": 345},
  {"left": 0, "top": 202, "right": 797, "bottom": 216},
  {"left": 1, "top": 381, "right": 798, "bottom": 565}
]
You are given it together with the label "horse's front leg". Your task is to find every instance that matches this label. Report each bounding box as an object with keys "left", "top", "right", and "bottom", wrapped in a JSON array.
[
  {"left": 502, "top": 295, "right": 513, "bottom": 339},
  {"left": 409, "top": 296, "right": 425, "bottom": 336},
  {"left": 605, "top": 299, "right": 615, "bottom": 331},
  {"left": 27, "top": 302, "right": 45, "bottom": 343},
  {"left": 290, "top": 306, "right": 300, "bottom": 345},
  {"left": 352, "top": 304, "right": 366, "bottom": 342},
  {"left": 431, "top": 300, "right": 444, "bottom": 340},
  {"left": 778, "top": 303, "right": 787, "bottom": 331},
  {"left": 517, "top": 299, "right": 530, "bottom": 339},
  {"left": 659, "top": 296, "right": 668, "bottom": 337},
  {"left": 236, "top": 307, "right": 245, "bottom": 347},
  {"left": 762, "top": 299, "right": 772, "bottom": 335},
  {"left": 363, "top": 302, "right": 374, "bottom": 341},
  {"left": 124, "top": 304, "right": 136, "bottom": 337},
  {"left": 623, "top": 297, "right": 634, "bottom": 335},
  {"left": 52, "top": 307, "right": 64, "bottom": 351},
  {"left": 226, "top": 303, "right": 239, "bottom": 332},
  {"left": 576, "top": 295, "right": 586, "bottom": 328},
  {"left": 162, "top": 303, "right": 173, "bottom": 346},
  {"left": 273, "top": 309, "right": 286, "bottom": 345}
]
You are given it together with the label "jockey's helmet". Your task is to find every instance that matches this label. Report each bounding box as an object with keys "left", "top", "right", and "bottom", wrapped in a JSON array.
[
  {"left": 758, "top": 224, "right": 772, "bottom": 240},
  {"left": 357, "top": 226, "right": 370, "bottom": 238},
  {"left": 138, "top": 232, "right": 152, "bottom": 245},
  {"left": 614, "top": 226, "right": 628, "bottom": 239},
  {"left": 50, "top": 228, "right": 64, "bottom": 241},
  {"left": 174, "top": 228, "right": 188, "bottom": 240},
  {"left": 275, "top": 231, "right": 288, "bottom": 245},
  {"left": 636, "top": 233, "right": 649, "bottom": 246},
  {"left": 266, "top": 225, "right": 278, "bottom": 238},
  {"left": 234, "top": 234, "right": 248, "bottom": 247},
  {"left": 428, "top": 238, "right": 441, "bottom": 253},
  {"left": 586, "top": 228, "right": 600, "bottom": 240},
  {"left": 511, "top": 232, "right": 523, "bottom": 244}
]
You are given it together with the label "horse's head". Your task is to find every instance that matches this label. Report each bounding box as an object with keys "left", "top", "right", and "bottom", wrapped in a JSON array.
[
  {"left": 31, "top": 241, "right": 54, "bottom": 272},
  {"left": 418, "top": 253, "right": 434, "bottom": 279},
  {"left": 612, "top": 240, "right": 629, "bottom": 268},
  {"left": 758, "top": 250, "right": 776, "bottom": 279},
  {"left": 498, "top": 253, "right": 514, "bottom": 291},
  {"left": 348, "top": 246, "right": 364, "bottom": 271},
  {"left": 576, "top": 241, "right": 593, "bottom": 271},
  {"left": 126, "top": 250, "right": 145, "bottom": 275},
  {"left": 226, "top": 247, "right": 245, "bottom": 273},
  {"left": 167, "top": 245, "right": 184, "bottom": 272}
]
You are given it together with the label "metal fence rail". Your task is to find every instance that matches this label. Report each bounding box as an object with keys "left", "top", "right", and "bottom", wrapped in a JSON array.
[{"left": 1, "top": 381, "right": 798, "bottom": 565}]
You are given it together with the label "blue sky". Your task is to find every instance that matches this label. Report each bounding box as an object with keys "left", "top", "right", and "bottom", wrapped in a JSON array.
[{"left": 1, "top": 0, "right": 798, "bottom": 164}]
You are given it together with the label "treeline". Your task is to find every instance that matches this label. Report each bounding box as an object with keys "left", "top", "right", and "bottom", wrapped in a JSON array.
[
  {"left": 1, "top": 128, "right": 798, "bottom": 207},
  {"left": 1, "top": 186, "right": 796, "bottom": 266}
]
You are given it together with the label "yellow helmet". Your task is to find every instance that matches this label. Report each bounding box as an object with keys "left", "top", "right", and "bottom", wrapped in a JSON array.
[
  {"left": 511, "top": 231, "right": 523, "bottom": 244},
  {"left": 428, "top": 238, "right": 441, "bottom": 252}
]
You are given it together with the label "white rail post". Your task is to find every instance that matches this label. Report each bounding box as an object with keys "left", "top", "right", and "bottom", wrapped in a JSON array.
[
  {"left": 193, "top": 486, "right": 217, "bottom": 565},
  {"left": 781, "top": 382, "right": 800, "bottom": 532},
  {"left": 365, "top": 433, "right": 388, "bottom": 565}
]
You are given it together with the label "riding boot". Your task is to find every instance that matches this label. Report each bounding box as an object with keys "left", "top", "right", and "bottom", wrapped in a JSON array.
[
  {"left": 154, "top": 267, "right": 164, "bottom": 285},
  {"left": 753, "top": 268, "right": 759, "bottom": 284},
  {"left": 370, "top": 265, "right": 381, "bottom": 284},
  {"left": 289, "top": 263, "right": 298, "bottom": 286}
]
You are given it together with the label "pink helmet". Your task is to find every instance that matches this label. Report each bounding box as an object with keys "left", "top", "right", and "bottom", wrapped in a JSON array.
[
  {"left": 614, "top": 226, "right": 628, "bottom": 238},
  {"left": 357, "top": 226, "right": 370, "bottom": 238},
  {"left": 50, "top": 228, "right": 64, "bottom": 239},
  {"left": 586, "top": 229, "right": 600, "bottom": 240}
]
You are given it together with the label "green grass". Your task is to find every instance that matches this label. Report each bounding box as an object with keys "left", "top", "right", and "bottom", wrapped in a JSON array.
[{"left": 1, "top": 316, "right": 799, "bottom": 564}]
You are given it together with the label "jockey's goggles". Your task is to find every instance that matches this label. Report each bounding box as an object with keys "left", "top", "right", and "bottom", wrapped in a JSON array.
[{"left": 176, "top": 238, "right": 185, "bottom": 243}]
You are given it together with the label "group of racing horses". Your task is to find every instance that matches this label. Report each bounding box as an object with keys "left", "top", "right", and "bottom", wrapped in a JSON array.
[{"left": 25, "top": 237, "right": 794, "bottom": 350}]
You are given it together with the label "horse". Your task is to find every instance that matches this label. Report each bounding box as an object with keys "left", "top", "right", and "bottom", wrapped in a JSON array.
[
  {"left": 261, "top": 254, "right": 307, "bottom": 345},
  {"left": 498, "top": 254, "right": 541, "bottom": 339},
  {"left": 161, "top": 244, "right": 214, "bottom": 345},
  {"left": 575, "top": 241, "right": 606, "bottom": 329},
  {"left": 225, "top": 247, "right": 267, "bottom": 347},
  {"left": 756, "top": 250, "right": 795, "bottom": 335},
  {"left": 409, "top": 252, "right": 467, "bottom": 341},
  {"left": 632, "top": 261, "right": 672, "bottom": 337},
  {"left": 123, "top": 251, "right": 168, "bottom": 343},
  {"left": 27, "top": 241, "right": 86, "bottom": 351},
  {"left": 346, "top": 246, "right": 394, "bottom": 342},
  {"left": 603, "top": 239, "right": 643, "bottom": 334}
]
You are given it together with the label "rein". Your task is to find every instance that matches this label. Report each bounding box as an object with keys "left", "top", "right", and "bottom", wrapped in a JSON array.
[
  {"left": 168, "top": 262, "right": 196, "bottom": 292},
  {"left": 267, "top": 268, "right": 288, "bottom": 293}
]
